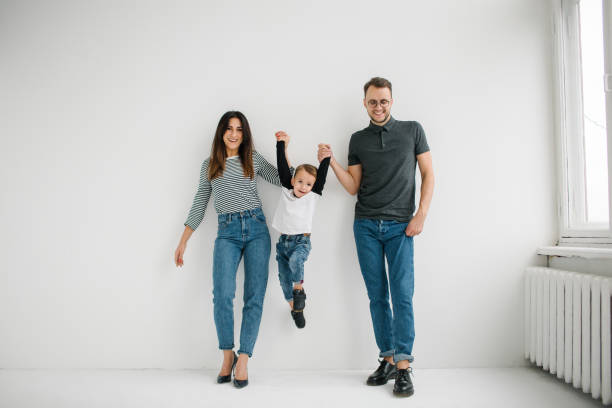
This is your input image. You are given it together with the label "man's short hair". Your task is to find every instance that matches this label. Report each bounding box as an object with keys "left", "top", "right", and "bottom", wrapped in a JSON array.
[{"left": 363, "top": 77, "right": 392, "bottom": 96}]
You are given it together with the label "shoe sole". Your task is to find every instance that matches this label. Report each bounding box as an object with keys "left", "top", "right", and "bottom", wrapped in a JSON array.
[{"left": 392, "top": 388, "right": 414, "bottom": 397}]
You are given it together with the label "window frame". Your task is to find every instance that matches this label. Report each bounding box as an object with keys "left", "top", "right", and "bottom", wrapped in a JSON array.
[{"left": 554, "top": 0, "right": 612, "bottom": 243}]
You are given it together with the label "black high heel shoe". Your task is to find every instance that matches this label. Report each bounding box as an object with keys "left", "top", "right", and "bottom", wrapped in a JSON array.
[
  {"left": 216, "top": 352, "right": 237, "bottom": 384},
  {"left": 233, "top": 357, "right": 249, "bottom": 389}
]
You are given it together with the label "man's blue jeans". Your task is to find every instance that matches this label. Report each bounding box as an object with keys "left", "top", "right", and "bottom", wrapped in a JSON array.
[
  {"left": 353, "top": 218, "right": 415, "bottom": 363},
  {"left": 275, "top": 234, "right": 311, "bottom": 301},
  {"left": 213, "top": 208, "right": 271, "bottom": 358}
]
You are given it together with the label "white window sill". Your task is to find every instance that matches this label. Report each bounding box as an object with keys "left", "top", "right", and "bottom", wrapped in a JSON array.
[{"left": 537, "top": 246, "right": 612, "bottom": 260}]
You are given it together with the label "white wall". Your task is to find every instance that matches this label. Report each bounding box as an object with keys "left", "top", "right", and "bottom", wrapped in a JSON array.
[{"left": 0, "top": 0, "right": 557, "bottom": 369}]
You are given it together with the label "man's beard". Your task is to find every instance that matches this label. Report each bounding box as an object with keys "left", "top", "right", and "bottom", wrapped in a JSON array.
[{"left": 370, "top": 111, "right": 390, "bottom": 125}]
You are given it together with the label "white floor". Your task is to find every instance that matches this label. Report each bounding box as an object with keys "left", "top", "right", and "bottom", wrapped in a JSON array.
[{"left": 0, "top": 367, "right": 605, "bottom": 408}]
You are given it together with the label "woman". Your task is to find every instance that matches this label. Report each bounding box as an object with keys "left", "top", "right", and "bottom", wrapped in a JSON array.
[{"left": 174, "top": 111, "right": 286, "bottom": 388}]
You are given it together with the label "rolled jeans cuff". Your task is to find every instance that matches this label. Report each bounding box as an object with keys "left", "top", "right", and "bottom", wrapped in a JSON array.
[
  {"left": 219, "top": 344, "right": 234, "bottom": 351},
  {"left": 237, "top": 349, "right": 252, "bottom": 358},
  {"left": 394, "top": 353, "right": 414, "bottom": 363},
  {"left": 379, "top": 349, "right": 395, "bottom": 358}
]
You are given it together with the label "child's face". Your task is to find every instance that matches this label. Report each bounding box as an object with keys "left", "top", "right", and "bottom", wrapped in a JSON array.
[{"left": 291, "top": 170, "right": 316, "bottom": 198}]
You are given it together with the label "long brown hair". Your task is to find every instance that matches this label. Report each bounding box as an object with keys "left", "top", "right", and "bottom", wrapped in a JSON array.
[{"left": 208, "top": 111, "right": 255, "bottom": 180}]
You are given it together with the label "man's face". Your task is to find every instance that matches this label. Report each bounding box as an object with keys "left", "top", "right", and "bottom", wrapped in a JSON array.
[{"left": 364, "top": 86, "right": 393, "bottom": 125}]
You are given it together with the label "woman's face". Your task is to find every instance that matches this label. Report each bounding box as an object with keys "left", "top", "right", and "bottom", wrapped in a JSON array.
[{"left": 223, "top": 117, "right": 243, "bottom": 155}]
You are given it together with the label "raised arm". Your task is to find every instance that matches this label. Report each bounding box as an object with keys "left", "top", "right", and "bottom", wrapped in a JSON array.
[
  {"left": 312, "top": 157, "right": 330, "bottom": 195},
  {"left": 276, "top": 140, "right": 293, "bottom": 190},
  {"left": 318, "top": 144, "right": 361, "bottom": 195},
  {"left": 254, "top": 150, "right": 282, "bottom": 186}
]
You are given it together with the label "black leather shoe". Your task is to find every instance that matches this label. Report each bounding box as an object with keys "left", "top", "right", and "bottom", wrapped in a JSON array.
[
  {"left": 292, "top": 288, "right": 306, "bottom": 311},
  {"left": 291, "top": 310, "right": 306, "bottom": 328},
  {"left": 216, "top": 352, "right": 237, "bottom": 384},
  {"left": 233, "top": 377, "right": 249, "bottom": 388},
  {"left": 393, "top": 368, "right": 414, "bottom": 397},
  {"left": 366, "top": 359, "right": 397, "bottom": 385},
  {"left": 232, "top": 355, "right": 248, "bottom": 389}
]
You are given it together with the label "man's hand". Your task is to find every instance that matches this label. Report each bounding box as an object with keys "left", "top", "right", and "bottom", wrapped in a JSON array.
[
  {"left": 405, "top": 213, "right": 425, "bottom": 236},
  {"left": 318, "top": 143, "right": 332, "bottom": 163},
  {"left": 275, "top": 131, "right": 290, "bottom": 145}
]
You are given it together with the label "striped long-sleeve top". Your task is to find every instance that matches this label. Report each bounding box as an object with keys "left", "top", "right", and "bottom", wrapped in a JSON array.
[{"left": 184, "top": 151, "right": 282, "bottom": 230}]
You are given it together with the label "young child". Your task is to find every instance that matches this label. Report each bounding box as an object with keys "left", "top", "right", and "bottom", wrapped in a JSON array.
[{"left": 271, "top": 131, "right": 330, "bottom": 329}]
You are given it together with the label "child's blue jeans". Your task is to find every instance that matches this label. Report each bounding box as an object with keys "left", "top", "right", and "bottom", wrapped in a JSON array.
[{"left": 275, "top": 234, "right": 311, "bottom": 301}]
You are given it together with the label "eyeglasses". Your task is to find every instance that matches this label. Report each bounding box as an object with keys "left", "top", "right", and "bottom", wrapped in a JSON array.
[{"left": 367, "top": 99, "right": 390, "bottom": 108}]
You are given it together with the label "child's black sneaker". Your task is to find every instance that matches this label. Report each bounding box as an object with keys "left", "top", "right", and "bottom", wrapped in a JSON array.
[
  {"left": 292, "top": 288, "right": 306, "bottom": 311},
  {"left": 291, "top": 310, "right": 306, "bottom": 328}
]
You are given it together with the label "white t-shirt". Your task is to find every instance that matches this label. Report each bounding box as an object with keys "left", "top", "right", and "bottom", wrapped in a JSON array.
[{"left": 271, "top": 187, "right": 321, "bottom": 235}]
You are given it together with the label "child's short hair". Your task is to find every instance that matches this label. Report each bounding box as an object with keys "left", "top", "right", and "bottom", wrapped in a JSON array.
[{"left": 294, "top": 164, "right": 318, "bottom": 179}]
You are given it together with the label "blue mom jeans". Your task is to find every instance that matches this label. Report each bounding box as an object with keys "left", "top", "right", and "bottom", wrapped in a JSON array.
[
  {"left": 213, "top": 208, "right": 271, "bottom": 357},
  {"left": 353, "top": 218, "right": 415, "bottom": 363}
]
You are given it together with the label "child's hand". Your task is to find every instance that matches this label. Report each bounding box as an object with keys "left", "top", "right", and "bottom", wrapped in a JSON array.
[
  {"left": 318, "top": 143, "right": 333, "bottom": 162},
  {"left": 275, "top": 131, "right": 290, "bottom": 145}
]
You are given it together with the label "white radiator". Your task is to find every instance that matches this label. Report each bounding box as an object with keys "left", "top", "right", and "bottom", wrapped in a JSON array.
[{"left": 525, "top": 267, "right": 612, "bottom": 404}]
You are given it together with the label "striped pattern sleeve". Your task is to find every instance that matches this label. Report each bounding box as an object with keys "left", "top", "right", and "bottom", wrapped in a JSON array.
[
  {"left": 184, "top": 158, "right": 212, "bottom": 230},
  {"left": 254, "top": 151, "right": 282, "bottom": 186}
]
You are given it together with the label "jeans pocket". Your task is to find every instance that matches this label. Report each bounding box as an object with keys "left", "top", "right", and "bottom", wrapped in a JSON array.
[
  {"left": 296, "top": 235, "right": 310, "bottom": 245},
  {"left": 253, "top": 214, "right": 267, "bottom": 225}
]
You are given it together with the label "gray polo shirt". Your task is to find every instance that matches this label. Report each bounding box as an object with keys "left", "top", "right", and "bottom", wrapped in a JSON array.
[{"left": 348, "top": 116, "right": 429, "bottom": 222}]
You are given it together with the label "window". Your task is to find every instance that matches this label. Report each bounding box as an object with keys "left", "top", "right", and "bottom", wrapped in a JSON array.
[{"left": 555, "top": 0, "right": 612, "bottom": 242}]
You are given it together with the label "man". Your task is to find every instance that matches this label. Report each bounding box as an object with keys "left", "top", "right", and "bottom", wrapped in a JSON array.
[{"left": 318, "top": 77, "right": 434, "bottom": 397}]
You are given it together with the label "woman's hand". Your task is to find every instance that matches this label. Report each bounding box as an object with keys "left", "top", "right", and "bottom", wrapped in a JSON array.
[
  {"left": 175, "top": 226, "right": 194, "bottom": 267},
  {"left": 175, "top": 242, "right": 186, "bottom": 267},
  {"left": 275, "top": 131, "right": 291, "bottom": 146}
]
